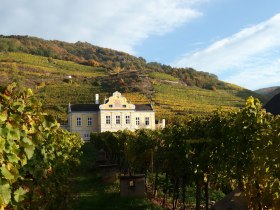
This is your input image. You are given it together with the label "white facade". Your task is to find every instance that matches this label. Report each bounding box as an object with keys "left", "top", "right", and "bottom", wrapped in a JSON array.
[
  {"left": 99, "top": 91, "right": 155, "bottom": 132},
  {"left": 68, "top": 91, "right": 158, "bottom": 140}
]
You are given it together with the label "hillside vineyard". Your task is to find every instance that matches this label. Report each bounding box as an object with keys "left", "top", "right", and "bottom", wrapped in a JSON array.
[{"left": 0, "top": 35, "right": 265, "bottom": 122}]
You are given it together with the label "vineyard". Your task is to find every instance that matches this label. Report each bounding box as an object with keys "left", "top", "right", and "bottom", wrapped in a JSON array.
[
  {"left": 0, "top": 83, "right": 83, "bottom": 209},
  {"left": 151, "top": 82, "right": 250, "bottom": 119},
  {"left": 0, "top": 51, "right": 265, "bottom": 124},
  {"left": 0, "top": 83, "right": 279, "bottom": 209},
  {"left": 1, "top": 35, "right": 278, "bottom": 210},
  {"left": 91, "top": 97, "right": 280, "bottom": 210},
  {"left": 0, "top": 52, "right": 105, "bottom": 85},
  {"left": 70, "top": 143, "right": 162, "bottom": 210},
  {"left": 149, "top": 72, "right": 179, "bottom": 82}
]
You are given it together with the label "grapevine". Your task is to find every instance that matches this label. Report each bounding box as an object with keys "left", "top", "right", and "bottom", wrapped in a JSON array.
[{"left": 0, "top": 83, "right": 83, "bottom": 209}]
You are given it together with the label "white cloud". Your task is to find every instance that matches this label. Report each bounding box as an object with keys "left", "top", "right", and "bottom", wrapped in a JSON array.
[
  {"left": 0, "top": 0, "right": 203, "bottom": 54},
  {"left": 225, "top": 55, "right": 280, "bottom": 90},
  {"left": 174, "top": 13, "right": 280, "bottom": 89}
]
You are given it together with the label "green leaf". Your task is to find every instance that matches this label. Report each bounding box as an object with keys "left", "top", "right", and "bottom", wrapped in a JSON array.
[
  {"left": 6, "top": 82, "right": 16, "bottom": 94},
  {"left": 19, "top": 155, "right": 27, "bottom": 167},
  {"left": 0, "top": 136, "right": 5, "bottom": 151},
  {"left": 0, "top": 110, "right": 7, "bottom": 122},
  {"left": 7, "top": 153, "right": 19, "bottom": 163},
  {"left": 17, "top": 104, "right": 25, "bottom": 113},
  {"left": 14, "top": 187, "right": 26, "bottom": 203},
  {"left": 6, "top": 125, "right": 21, "bottom": 141},
  {"left": 1, "top": 166, "right": 14, "bottom": 180},
  {"left": 0, "top": 183, "right": 11, "bottom": 205},
  {"left": 27, "top": 88, "right": 33, "bottom": 96},
  {"left": 24, "top": 144, "right": 35, "bottom": 159},
  {"left": 22, "top": 137, "right": 32, "bottom": 145}
]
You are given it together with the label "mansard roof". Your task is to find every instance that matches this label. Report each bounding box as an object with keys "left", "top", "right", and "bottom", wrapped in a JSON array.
[
  {"left": 70, "top": 104, "right": 100, "bottom": 112},
  {"left": 69, "top": 91, "right": 154, "bottom": 112},
  {"left": 135, "top": 104, "right": 153, "bottom": 111},
  {"left": 264, "top": 93, "right": 280, "bottom": 115}
]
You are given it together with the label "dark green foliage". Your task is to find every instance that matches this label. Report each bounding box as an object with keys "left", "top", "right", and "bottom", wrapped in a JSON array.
[
  {"left": 90, "top": 98, "right": 280, "bottom": 209},
  {"left": 70, "top": 142, "right": 163, "bottom": 210}
]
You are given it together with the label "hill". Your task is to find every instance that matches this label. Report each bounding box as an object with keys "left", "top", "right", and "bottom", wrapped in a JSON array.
[
  {"left": 255, "top": 86, "right": 280, "bottom": 100},
  {"left": 264, "top": 93, "right": 280, "bottom": 115},
  {"left": 0, "top": 35, "right": 248, "bottom": 89},
  {"left": 0, "top": 35, "right": 265, "bottom": 123}
]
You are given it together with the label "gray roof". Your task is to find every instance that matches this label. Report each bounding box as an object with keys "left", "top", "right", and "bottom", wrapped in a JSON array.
[
  {"left": 70, "top": 104, "right": 100, "bottom": 112},
  {"left": 135, "top": 104, "right": 153, "bottom": 111},
  {"left": 70, "top": 103, "right": 153, "bottom": 112}
]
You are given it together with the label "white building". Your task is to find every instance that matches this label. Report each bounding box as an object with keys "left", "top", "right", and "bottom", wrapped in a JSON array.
[{"left": 68, "top": 91, "right": 164, "bottom": 140}]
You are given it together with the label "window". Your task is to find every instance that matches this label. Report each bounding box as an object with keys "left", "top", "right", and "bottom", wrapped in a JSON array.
[
  {"left": 116, "top": 116, "right": 121, "bottom": 124},
  {"left": 145, "top": 117, "right": 150, "bottom": 126},
  {"left": 84, "top": 133, "right": 90, "bottom": 139},
  {"left": 126, "top": 116, "right": 130, "bottom": 124},
  {"left": 87, "top": 117, "right": 92, "bottom": 126},
  {"left": 106, "top": 116, "right": 111, "bottom": 124},
  {"left": 76, "top": 117, "right": 81, "bottom": 126},
  {"left": 109, "top": 105, "right": 113, "bottom": 108},
  {"left": 136, "top": 117, "right": 140, "bottom": 126},
  {"left": 122, "top": 105, "right": 126, "bottom": 108}
]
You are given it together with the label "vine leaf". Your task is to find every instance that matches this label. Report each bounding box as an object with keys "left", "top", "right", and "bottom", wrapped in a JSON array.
[
  {"left": 1, "top": 166, "right": 14, "bottom": 180},
  {"left": 14, "top": 187, "right": 26, "bottom": 203},
  {"left": 0, "top": 183, "right": 11, "bottom": 206},
  {"left": 0, "top": 110, "right": 7, "bottom": 122},
  {"left": 24, "top": 144, "right": 35, "bottom": 160}
]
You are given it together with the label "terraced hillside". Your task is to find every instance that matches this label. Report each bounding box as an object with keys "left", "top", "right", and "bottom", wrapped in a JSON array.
[{"left": 0, "top": 50, "right": 264, "bottom": 123}]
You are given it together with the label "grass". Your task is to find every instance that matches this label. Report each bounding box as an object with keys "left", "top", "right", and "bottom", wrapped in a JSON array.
[{"left": 70, "top": 143, "right": 163, "bottom": 210}]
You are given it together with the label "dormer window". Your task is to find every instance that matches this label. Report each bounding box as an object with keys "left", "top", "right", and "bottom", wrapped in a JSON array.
[{"left": 109, "top": 105, "right": 113, "bottom": 108}]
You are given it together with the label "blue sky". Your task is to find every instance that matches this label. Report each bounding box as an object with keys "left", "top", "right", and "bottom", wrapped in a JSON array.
[{"left": 1, "top": 0, "right": 280, "bottom": 90}]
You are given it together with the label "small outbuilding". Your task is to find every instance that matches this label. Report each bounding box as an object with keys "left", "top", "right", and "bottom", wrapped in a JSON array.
[{"left": 119, "top": 174, "right": 146, "bottom": 197}]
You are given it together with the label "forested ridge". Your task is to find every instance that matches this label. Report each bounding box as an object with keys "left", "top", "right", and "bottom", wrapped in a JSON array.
[{"left": 0, "top": 35, "right": 253, "bottom": 90}]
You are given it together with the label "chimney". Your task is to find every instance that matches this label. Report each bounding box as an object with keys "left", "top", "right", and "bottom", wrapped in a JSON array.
[
  {"left": 68, "top": 102, "right": 71, "bottom": 113},
  {"left": 161, "top": 119, "right": 166, "bottom": 129},
  {"left": 95, "top": 94, "right": 99, "bottom": 104}
]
